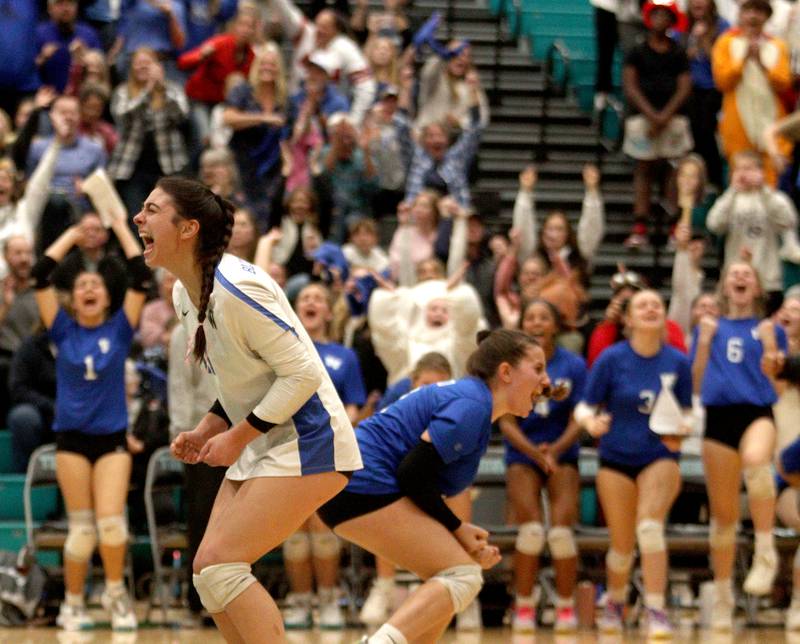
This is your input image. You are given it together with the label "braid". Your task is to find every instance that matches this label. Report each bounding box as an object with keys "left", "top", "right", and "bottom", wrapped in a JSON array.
[{"left": 192, "top": 193, "right": 236, "bottom": 362}]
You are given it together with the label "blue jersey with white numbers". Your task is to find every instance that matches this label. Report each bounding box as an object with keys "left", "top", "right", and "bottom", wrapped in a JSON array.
[
  {"left": 49, "top": 308, "right": 133, "bottom": 434},
  {"left": 347, "top": 377, "right": 493, "bottom": 497},
  {"left": 691, "top": 317, "right": 786, "bottom": 407},
  {"left": 314, "top": 342, "right": 367, "bottom": 407},
  {"left": 582, "top": 341, "right": 693, "bottom": 467},
  {"left": 505, "top": 346, "right": 587, "bottom": 464}
]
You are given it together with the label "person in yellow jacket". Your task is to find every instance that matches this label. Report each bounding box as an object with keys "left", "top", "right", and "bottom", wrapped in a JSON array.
[{"left": 712, "top": 0, "right": 792, "bottom": 186}]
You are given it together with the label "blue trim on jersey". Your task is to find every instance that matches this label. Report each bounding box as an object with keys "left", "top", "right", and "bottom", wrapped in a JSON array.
[
  {"left": 292, "top": 393, "right": 336, "bottom": 474},
  {"left": 215, "top": 268, "right": 298, "bottom": 337}
]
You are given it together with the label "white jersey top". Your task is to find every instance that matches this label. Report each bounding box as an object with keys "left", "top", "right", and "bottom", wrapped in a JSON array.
[{"left": 173, "top": 254, "right": 362, "bottom": 479}]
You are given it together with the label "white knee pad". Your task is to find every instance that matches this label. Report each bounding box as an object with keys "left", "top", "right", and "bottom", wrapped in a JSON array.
[
  {"left": 282, "top": 532, "right": 311, "bottom": 562},
  {"left": 606, "top": 549, "right": 634, "bottom": 574},
  {"left": 744, "top": 465, "right": 776, "bottom": 501},
  {"left": 636, "top": 519, "right": 665, "bottom": 554},
  {"left": 64, "top": 510, "right": 97, "bottom": 562},
  {"left": 97, "top": 515, "right": 128, "bottom": 547},
  {"left": 547, "top": 526, "right": 577, "bottom": 559},
  {"left": 310, "top": 531, "right": 340, "bottom": 559},
  {"left": 432, "top": 564, "right": 483, "bottom": 613},
  {"left": 709, "top": 520, "right": 737, "bottom": 549},
  {"left": 193, "top": 562, "right": 257, "bottom": 614},
  {"left": 516, "top": 521, "right": 545, "bottom": 556}
]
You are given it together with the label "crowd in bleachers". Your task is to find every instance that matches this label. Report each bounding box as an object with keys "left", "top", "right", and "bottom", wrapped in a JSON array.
[{"left": 3, "top": 0, "right": 800, "bottom": 638}]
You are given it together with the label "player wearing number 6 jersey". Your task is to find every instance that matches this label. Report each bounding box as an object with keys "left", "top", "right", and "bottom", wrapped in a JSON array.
[
  {"left": 575, "top": 289, "right": 693, "bottom": 638},
  {"left": 31, "top": 216, "right": 150, "bottom": 633},
  {"left": 691, "top": 261, "right": 787, "bottom": 630}
]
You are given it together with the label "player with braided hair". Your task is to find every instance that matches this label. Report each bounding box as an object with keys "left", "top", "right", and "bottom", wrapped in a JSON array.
[{"left": 133, "top": 177, "right": 361, "bottom": 642}]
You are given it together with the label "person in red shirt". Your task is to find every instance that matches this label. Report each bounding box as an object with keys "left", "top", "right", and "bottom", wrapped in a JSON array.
[
  {"left": 587, "top": 270, "right": 687, "bottom": 367},
  {"left": 178, "top": 9, "right": 260, "bottom": 148}
]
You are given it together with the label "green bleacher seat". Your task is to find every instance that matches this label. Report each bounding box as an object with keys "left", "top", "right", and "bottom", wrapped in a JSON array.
[
  {"left": 0, "top": 432, "right": 13, "bottom": 474},
  {"left": 0, "top": 474, "right": 58, "bottom": 521}
]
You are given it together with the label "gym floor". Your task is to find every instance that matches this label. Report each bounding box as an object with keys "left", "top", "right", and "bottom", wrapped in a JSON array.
[{"left": 2, "top": 627, "right": 800, "bottom": 643}]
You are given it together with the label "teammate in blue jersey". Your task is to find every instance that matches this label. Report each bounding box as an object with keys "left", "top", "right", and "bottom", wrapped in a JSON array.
[
  {"left": 134, "top": 178, "right": 362, "bottom": 643},
  {"left": 318, "top": 329, "right": 552, "bottom": 644},
  {"left": 691, "top": 261, "right": 787, "bottom": 629},
  {"left": 576, "top": 290, "right": 693, "bottom": 638},
  {"left": 361, "top": 351, "right": 454, "bottom": 627},
  {"left": 31, "top": 215, "right": 150, "bottom": 632},
  {"left": 278, "top": 281, "right": 369, "bottom": 630},
  {"left": 498, "top": 300, "right": 586, "bottom": 634}
]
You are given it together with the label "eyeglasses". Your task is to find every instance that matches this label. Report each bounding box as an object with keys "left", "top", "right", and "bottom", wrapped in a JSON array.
[{"left": 610, "top": 271, "right": 645, "bottom": 291}]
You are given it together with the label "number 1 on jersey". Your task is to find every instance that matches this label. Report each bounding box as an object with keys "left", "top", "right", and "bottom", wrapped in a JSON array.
[{"left": 84, "top": 356, "right": 98, "bottom": 381}]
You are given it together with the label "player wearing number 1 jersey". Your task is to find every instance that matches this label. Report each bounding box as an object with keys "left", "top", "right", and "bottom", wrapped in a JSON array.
[
  {"left": 691, "top": 261, "right": 787, "bottom": 630},
  {"left": 31, "top": 216, "right": 150, "bottom": 633}
]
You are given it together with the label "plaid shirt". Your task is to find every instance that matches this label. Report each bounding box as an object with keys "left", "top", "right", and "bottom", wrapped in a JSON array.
[
  {"left": 398, "top": 105, "right": 483, "bottom": 207},
  {"left": 108, "top": 82, "right": 189, "bottom": 180}
]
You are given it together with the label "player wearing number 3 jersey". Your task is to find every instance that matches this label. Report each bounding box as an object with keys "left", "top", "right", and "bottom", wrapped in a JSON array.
[
  {"left": 691, "top": 261, "right": 787, "bottom": 630},
  {"left": 31, "top": 216, "right": 151, "bottom": 632}
]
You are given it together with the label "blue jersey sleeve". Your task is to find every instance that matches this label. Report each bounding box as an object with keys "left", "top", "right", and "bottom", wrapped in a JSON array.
[
  {"left": 583, "top": 351, "right": 612, "bottom": 406},
  {"left": 340, "top": 348, "right": 367, "bottom": 406},
  {"left": 428, "top": 398, "right": 491, "bottom": 464}
]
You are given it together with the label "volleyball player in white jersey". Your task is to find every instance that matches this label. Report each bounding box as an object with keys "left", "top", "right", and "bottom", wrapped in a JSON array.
[{"left": 133, "top": 177, "right": 362, "bottom": 643}]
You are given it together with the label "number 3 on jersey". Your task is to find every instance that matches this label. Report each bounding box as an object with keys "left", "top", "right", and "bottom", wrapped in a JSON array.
[
  {"left": 726, "top": 338, "right": 743, "bottom": 364},
  {"left": 84, "top": 355, "right": 98, "bottom": 381}
]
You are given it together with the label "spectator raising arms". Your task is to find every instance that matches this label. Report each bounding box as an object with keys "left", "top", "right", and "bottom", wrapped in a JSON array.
[
  {"left": 712, "top": 0, "right": 792, "bottom": 186},
  {"left": 272, "top": 0, "right": 377, "bottom": 125}
]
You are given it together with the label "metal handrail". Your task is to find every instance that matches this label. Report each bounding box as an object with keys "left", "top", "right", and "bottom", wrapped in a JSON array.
[{"left": 537, "top": 40, "right": 572, "bottom": 161}]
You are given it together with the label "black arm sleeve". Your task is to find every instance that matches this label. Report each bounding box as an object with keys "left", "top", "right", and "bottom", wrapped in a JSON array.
[
  {"left": 31, "top": 256, "right": 58, "bottom": 290},
  {"left": 126, "top": 255, "right": 152, "bottom": 292},
  {"left": 209, "top": 400, "right": 232, "bottom": 428},
  {"left": 396, "top": 441, "right": 462, "bottom": 532}
]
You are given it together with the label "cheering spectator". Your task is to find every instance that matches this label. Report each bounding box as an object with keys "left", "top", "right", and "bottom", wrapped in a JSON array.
[
  {"left": 136, "top": 269, "right": 177, "bottom": 352},
  {"left": 351, "top": 0, "right": 412, "bottom": 46},
  {"left": 27, "top": 95, "right": 107, "bottom": 204},
  {"left": 415, "top": 42, "right": 490, "bottom": 131},
  {"left": 706, "top": 150, "right": 798, "bottom": 312},
  {"left": 668, "top": 222, "right": 711, "bottom": 344},
  {"left": 363, "top": 87, "right": 407, "bottom": 217},
  {"left": 676, "top": 0, "right": 729, "bottom": 188},
  {"left": 272, "top": 0, "right": 376, "bottom": 124},
  {"left": 400, "top": 67, "right": 484, "bottom": 207},
  {"left": 320, "top": 112, "right": 379, "bottom": 242},
  {"left": 388, "top": 194, "right": 442, "bottom": 286},
  {"left": 36, "top": 0, "right": 102, "bottom": 93},
  {"left": 199, "top": 147, "right": 243, "bottom": 203},
  {"left": 227, "top": 207, "right": 259, "bottom": 261},
  {"left": 0, "top": 237, "right": 38, "bottom": 425},
  {"left": 109, "top": 47, "right": 190, "bottom": 222},
  {"left": 621, "top": 0, "right": 692, "bottom": 249},
  {"left": 364, "top": 35, "right": 401, "bottom": 97},
  {"left": 64, "top": 48, "right": 111, "bottom": 97},
  {"left": 712, "top": 0, "right": 791, "bottom": 186},
  {"left": 78, "top": 83, "right": 118, "bottom": 155},
  {"left": 51, "top": 212, "right": 129, "bottom": 313},
  {"left": 342, "top": 217, "right": 389, "bottom": 272},
  {"left": 223, "top": 42, "right": 287, "bottom": 228},
  {"left": 178, "top": 8, "right": 258, "bottom": 148}
]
